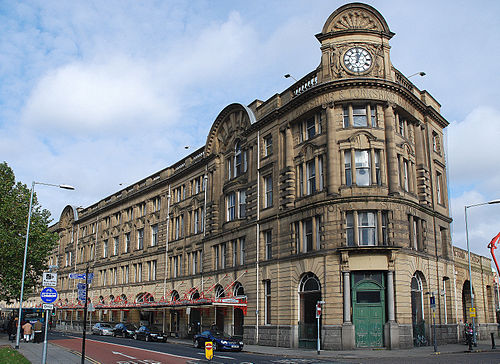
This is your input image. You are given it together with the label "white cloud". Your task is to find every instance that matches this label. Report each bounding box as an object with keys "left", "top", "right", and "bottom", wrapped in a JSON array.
[{"left": 21, "top": 57, "right": 177, "bottom": 135}]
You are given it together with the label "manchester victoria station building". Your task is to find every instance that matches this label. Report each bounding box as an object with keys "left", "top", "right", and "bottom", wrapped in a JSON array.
[{"left": 13, "top": 3, "right": 499, "bottom": 350}]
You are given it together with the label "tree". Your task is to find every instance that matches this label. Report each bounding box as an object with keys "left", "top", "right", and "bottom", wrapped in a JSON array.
[{"left": 0, "top": 162, "right": 58, "bottom": 303}]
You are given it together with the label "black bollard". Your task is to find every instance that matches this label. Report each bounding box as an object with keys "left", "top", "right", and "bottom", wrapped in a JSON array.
[{"left": 491, "top": 332, "right": 496, "bottom": 349}]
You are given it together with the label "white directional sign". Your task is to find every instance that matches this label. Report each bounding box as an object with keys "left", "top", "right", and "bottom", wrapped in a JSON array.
[
  {"left": 42, "top": 303, "right": 54, "bottom": 310},
  {"left": 42, "top": 272, "right": 57, "bottom": 287}
]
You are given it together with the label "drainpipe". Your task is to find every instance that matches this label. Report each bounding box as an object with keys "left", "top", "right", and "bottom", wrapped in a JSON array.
[
  {"left": 256, "top": 130, "right": 260, "bottom": 344},
  {"left": 163, "top": 186, "right": 171, "bottom": 332}
]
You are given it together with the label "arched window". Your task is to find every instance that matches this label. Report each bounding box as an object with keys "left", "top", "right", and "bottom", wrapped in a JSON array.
[
  {"left": 109, "top": 295, "right": 115, "bottom": 302},
  {"left": 99, "top": 296, "right": 105, "bottom": 304},
  {"left": 215, "top": 285, "right": 225, "bottom": 299},
  {"left": 171, "top": 290, "right": 180, "bottom": 302},
  {"left": 190, "top": 290, "right": 200, "bottom": 300},
  {"left": 233, "top": 282, "right": 245, "bottom": 297},
  {"left": 299, "top": 272, "right": 321, "bottom": 293},
  {"left": 411, "top": 272, "right": 425, "bottom": 323},
  {"left": 121, "top": 294, "right": 127, "bottom": 303}
]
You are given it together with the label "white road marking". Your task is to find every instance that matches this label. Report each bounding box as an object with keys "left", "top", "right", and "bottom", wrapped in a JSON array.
[{"left": 112, "top": 351, "right": 137, "bottom": 359}]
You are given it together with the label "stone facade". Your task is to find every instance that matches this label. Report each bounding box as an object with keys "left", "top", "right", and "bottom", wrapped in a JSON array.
[{"left": 16, "top": 3, "right": 499, "bottom": 350}]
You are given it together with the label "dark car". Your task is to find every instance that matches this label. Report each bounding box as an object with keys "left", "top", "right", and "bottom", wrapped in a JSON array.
[
  {"left": 113, "top": 323, "right": 137, "bottom": 338},
  {"left": 193, "top": 330, "right": 243, "bottom": 351},
  {"left": 133, "top": 325, "right": 167, "bottom": 342}
]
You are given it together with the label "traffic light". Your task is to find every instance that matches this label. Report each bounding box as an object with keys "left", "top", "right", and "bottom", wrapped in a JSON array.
[{"left": 51, "top": 308, "right": 56, "bottom": 316}]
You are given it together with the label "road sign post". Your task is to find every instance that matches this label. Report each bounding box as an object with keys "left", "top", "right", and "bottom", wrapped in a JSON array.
[
  {"left": 81, "top": 265, "right": 90, "bottom": 364},
  {"left": 40, "top": 287, "right": 57, "bottom": 364},
  {"left": 316, "top": 301, "right": 325, "bottom": 355}
]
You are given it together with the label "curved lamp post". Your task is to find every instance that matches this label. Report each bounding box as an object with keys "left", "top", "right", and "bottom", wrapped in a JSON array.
[
  {"left": 15, "top": 181, "right": 75, "bottom": 349},
  {"left": 464, "top": 198, "right": 500, "bottom": 346}
]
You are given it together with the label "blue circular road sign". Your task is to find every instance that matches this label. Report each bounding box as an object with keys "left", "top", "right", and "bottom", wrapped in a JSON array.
[{"left": 40, "top": 287, "right": 58, "bottom": 303}]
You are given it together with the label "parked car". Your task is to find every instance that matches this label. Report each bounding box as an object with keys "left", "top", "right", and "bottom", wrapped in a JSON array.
[
  {"left": 193, "top": 330, "right": 243, "bottom": 351},
  {"left": 133, "top": 325, "right": 167, "bottom": 342},
  {"left": 113, "top": 323, "right": 137, "bottom": 338},
  {"left": 91, "top": 322, "right": 114, "bottom": 336}
]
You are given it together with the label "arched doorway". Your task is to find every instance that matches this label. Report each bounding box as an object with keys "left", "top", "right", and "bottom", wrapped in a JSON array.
[
  {"left": 411, "top": 272, "right": 426, "bottom": 346},
  {"left": 215, "top": 285, "right": 225, "bottom": 332},
  {"left": 352, "top": 271, "right": 385, "bottom": 347},
  {"left": 233, "top": 282, "right": 245, "bottom": 338},
  {"left": 189, "top": 290, "right": 201, "bottom": 337},
  {"left": 170, "top": 291, "right": 180, "bottom": 334},
  {"left": 298, "top": 273, "right": 321, "bottom": 349},
  {"left": 462, "top": 281, "right": 474, "bottom": 323}
]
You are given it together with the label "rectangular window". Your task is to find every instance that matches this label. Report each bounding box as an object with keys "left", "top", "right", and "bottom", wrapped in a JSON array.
[
  {"left": 381, "top": 212, "right": 388, "bottom": 245},
  {"left": 264, "top": 280, "right": 271, "bottom": 325},
  {"left": 103, "top": 240, "right": 108, "bottom": 258},
  {"left": 375, "top": 150, "right": 381, "bottom": 185},
  {"left": 436, "top": 171, "right": 444, "bottom": 204},
  {"left": 153, "top": 197, "right": 161, "bottom": 212},
  {"left": 358, "top": 212, "right": 377, "bottom": 246},
  {"left": 239, "top": 189, "right": 246, "bottom": 218},
  {"left": 151, "top": 224, "right": 158, "bottom": 246},
  {"left": 148, "top": 260, "right": 156, "bottom": 281},
  {"left": 227, "top": 192, "right": 236, "bottom": 221},
  {"left": 137, "top": 263, "right": 142, "bottom": 282},
  {"left": 137, "top": 228, "right": 144, "bottom": 250},
  {"left": 175, "top": 216, "right": 180, "bottom": 239},
  {"left": 227, "top": 158, "right": 232, "bottom": 180},
  {"left": 306, "top": 118, "right": 316, "bottom": 139},
  {"left": 232, "top": 240, "right": 237, "bottom": 267},
  {"left": 192, "top": 251, "right": 198, "bottom": 275},
  {"left": 125, "top": 232, "right": 130, "bottom": 253},
  {"left": 303, "top": 218, "right": 313, "bottom": 252},
  {"left": 264, "top": 134, "right": 273, "bottom": 156},
  {"left": 371, "top": 106, "right": 377, "bottom": 127},
  {"left": 173, "top": 256, "right": 179, "bottom": 278},
  {"left": 345, "top": 151, "right": 352, "bottom": 186},
  {"left": 343, "top": 106, "right": 350, "bottom": 128},
  {"left": 214, "top": 245, "right": 219, "bottom": 270},
  {"left": 221, "top": 243, "right": 226, "bottom": 269},
  {"left": 240, "top": 237, "right": 245, "bottom": 265},
  {"left": 402, "top": 159, "right": 409, "bottom": 191},
  {"left": 306, "top": 160, "right": 316, "bottom": 195},
  {"left": 318, "top": 156, "right": 324, "bottom": 191},
  {"left": 265, "top": 230, "right": 272, "bottom": 260},
  {"left": 264, "top": 175, "right": 273, "bottom": 208},
  {"left": 113, "top": 237, "right": 119, "bottom": 255},
  {"left": 140, "top": 203, "right": 146, "bottom": 217},
  {"left": 352, "top": 105, "right": 368, "bottom": 127},
  {"left": 399, "top": 117, "right": 405, "bottom": 137},
  {"left": 355, "top": 150, "right": 371, "bottom": 186},
  {"left": 193, "top": 210, "right": 199, "bottom": 234},
  {"left": 298, "top": 164, "right": 304, "bottom": 196}
]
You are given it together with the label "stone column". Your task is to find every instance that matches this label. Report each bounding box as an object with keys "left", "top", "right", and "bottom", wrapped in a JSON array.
[
  {"left": 387, "top": 271, "right": 395, "bottom": 321},
  {"left": 343, "top": 271, "right": 351, "bottom": 322},
  {"left": 325, "top": 104, "right": 340, "bottom": 195},
  {"left": 384, "top": 104, "right": 400, "bottom": 195},
  {"left": 341, "top": 270, "right": 355, "bottom": 349},
  {"left": 385, "top": 270, "right": 399, "bottom": 349}
]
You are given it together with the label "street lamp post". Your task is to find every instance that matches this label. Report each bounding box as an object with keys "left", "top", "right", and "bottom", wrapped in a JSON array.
[
  {"left": 464, "top": 198, "right": 500, "bottom": 347},
  {"left": 15, "top": 181, "right": 75, "bottom": 349}
]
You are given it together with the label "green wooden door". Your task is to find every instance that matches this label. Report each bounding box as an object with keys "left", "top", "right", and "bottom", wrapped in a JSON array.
[{"left": 352, "top": 278, "right": 385, "bottom": 347}]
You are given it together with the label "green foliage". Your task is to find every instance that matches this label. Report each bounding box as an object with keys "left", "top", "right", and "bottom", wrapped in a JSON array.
[
  {"left": 0, "top": 346, "right": 31, "bottom": 363},
  {"left": 0, "top": 162, "right": 58, "bottom": 303}
]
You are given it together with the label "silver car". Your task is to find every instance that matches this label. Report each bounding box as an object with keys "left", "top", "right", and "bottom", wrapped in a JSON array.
[{"left": 91, "top": 322, "right": 114, "bottom": 336}]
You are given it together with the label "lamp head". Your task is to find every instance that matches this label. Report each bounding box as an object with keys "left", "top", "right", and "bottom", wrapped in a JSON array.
[{"left": 59, "top": 184, "right": 75, "bottom": 190}]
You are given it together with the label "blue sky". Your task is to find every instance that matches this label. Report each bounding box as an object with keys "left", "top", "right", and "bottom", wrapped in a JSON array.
[{"left": 1, "top": 0, "right": 500, "bottom": 262}]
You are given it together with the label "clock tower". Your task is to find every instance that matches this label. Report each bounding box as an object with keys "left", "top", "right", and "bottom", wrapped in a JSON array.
[{"left": 316, "top": 3, "right": 395, "bottom": 82}]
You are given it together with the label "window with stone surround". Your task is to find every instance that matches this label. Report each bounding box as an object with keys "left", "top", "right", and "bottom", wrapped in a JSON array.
[
  {"left": 298, "top": 112, "right": 323, "bottom": 143},
  {"left": 344, "top": 149, "right": 381, "bottom": 186},
  {"left": 343, "top": 104, "right": 377, "bottom": 128},
  {"left": 346, "top": 211, "right": 388, "bottom": 246},
  {"left": 293, "top": 215, "right": 322, "bottom": 253}
]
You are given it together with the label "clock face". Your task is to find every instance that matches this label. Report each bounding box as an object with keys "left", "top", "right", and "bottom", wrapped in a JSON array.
[{"left": 343, "top": 47, "right": 372, "bottom": 73}]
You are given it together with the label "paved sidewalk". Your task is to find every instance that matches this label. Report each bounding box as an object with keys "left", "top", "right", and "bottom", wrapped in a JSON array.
[
  {"left": 0, "top": 333, "right": 95, "bottom": 364},
  {"left": 168, "top": 336, "right": 500, "bottom": 360}
]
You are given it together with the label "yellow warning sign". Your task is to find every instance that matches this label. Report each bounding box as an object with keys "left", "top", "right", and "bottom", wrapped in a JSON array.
[
  {"left": 469, "top": 307, "right": 476, "bottom": 317},
  {"left": 205, "top": 341, "right": 214, "bottom": 360}
]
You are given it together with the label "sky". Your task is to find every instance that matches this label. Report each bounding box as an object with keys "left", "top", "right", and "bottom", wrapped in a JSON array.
[{"left": 1, "top": 0, "right": 500, "bottom": 264}]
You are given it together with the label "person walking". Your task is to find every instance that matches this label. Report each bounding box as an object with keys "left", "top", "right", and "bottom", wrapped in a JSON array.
[
  {"left": 33, "top": 320, "right": 43, "bottom": 343},
  {"left": 22, "top": 321, "right": 32, "bottom": 342},
  {"left": 7, "top": 317, "right": 16, "bottom": 342}
]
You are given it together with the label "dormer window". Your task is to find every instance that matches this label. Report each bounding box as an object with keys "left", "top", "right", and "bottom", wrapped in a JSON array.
[{"left": 228, "top": 140, "right": 247, "bottom": 180}]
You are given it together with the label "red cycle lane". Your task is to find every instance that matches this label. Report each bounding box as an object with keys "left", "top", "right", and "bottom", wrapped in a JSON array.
[{"left": 51, "top": 337, "right": 198, "bottom": 364}]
